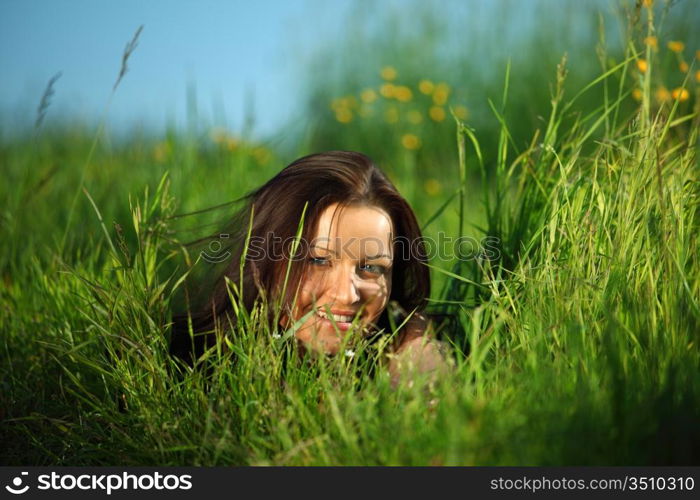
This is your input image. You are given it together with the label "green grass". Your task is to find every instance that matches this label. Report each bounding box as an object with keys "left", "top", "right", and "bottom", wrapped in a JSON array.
[{"left": 1, "top": 1, "right": 699, "bottom": 465}]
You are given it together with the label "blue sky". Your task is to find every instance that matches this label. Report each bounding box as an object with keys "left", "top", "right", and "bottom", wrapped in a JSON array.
[
  {"left": 6, "top": 0, "right": 692, "bottom": 141},
  {"left": 0, "top": 0, "right": 354, "bottom": 138}
]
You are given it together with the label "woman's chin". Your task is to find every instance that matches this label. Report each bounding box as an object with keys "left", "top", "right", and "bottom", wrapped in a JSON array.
[
  {"left": 296, "top": 332, "right": 342, "bottom": 355},
  {"left": 294, "top": 318, "right": 372, "bottom": 355},
  {"left": 295, "top": 322, "right": 354, "bottom": 355}
]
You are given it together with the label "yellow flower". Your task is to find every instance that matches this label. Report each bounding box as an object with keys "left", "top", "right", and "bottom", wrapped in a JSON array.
[
  {"left": 643, "top": 36, "right": 658, "bottom": 49},
  {"left": 381, "top": 66, "right": 397, "bottom": 81},
  {"left": 696, "top": 70, "right": 700, "bottom": 83},
  {"left": 636, "top": 59, "right": 648, "bottom": 73},
  {"left": 632, "top": 88, "right": 643, "bottom": 101},
  {"left": 424, "top": 178, "right": 442, "bottom": 196},
  {"left": 401, "top": 133, "right": 421, "bottom": 150},
  {"left": 667, "top": 41, "right": 684, "bottom": 53},
  {"left": 655, "top": 86, "right": 671, "bottom": 103},
  {"left": 454, "top": 105, "right": 469, "bottom": 120},
  {"left": 380, "top": 83, "right": 395, "bottom": 98},
  {"left": 433, "top": 82, "right": 450, "bottom": 105},
  {"left": 394, "top": 86, "right": 413, "bottom": 102},
  {"left": 211, "top": 130, "right": 239, "bottom": 152},
  {"left": 429, "top": 106, "right": 446, "bottom": 122},
  {"left": 671, "top": 87, "right": 689, "bottom": 102},
  {"left": 336, "top": 108, "right": 353, "bottom": 123},
  {"left": 332, "top": 96, "right": 356, "bottom": 110},
  {"left": 361, "top": 89, "right": 377, "bottom": 103},
  {"left": 407, "top": 110, "right": 423, "bottom": 124},
  {"left": 252, "top": 147, "right": 271, "bottom": 165},
  {"left": 210, "top": 128, "right": 228, "bottom": 144},
  {"left": 642, "top": 0, "right": 653, "bottom": 6},
  {"left": 384, "top": 106, "right": 399, "bottom": 124},
  {"left": 418, "top": 79, "right": 435, "bottom": 95},
  {"left": 153, "top": 142, "right": 170, "bottom": 163},
  {"left": 679, "top": 61, "right": 689, "bottom": 73}
]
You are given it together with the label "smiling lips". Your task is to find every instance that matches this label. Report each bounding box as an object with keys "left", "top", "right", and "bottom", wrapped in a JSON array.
[{"left": 316, "top": 309, "right": 358, "bottom": 331}]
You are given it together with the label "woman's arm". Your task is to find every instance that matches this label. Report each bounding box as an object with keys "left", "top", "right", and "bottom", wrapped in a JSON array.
[{"left": 387, "top": 313, "right": 451, "bottom": 388}]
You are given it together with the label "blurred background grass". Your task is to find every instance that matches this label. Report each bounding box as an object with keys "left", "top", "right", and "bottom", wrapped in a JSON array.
[
  {"left": 1, "top": 0, "right": 699, "bottom": 465},
  {"left": 3, "top": 0, "right": 698, "bottom": 268}
]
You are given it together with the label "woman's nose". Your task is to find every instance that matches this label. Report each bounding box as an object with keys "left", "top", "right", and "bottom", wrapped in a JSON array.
[{"left": 329, "top": 265, "right": 361, "bottom": 305}]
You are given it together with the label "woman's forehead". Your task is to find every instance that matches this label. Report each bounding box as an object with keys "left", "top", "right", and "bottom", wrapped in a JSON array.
[{"left": 312, "top": 203, "right": 394, "bottom": 256}]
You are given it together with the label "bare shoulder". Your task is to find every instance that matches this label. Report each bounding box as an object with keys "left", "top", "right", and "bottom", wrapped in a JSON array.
[{"left": 388, "top": 313, "right": 453, "bottom": 387}]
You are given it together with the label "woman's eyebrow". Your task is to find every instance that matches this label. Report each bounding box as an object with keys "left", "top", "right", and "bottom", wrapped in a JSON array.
[
  {"left": 364, "top": 253, "right": 393, "bottom": 260},
  {"left": 310, "top": 245, "right": 338, "bottom": 256},
  {"left": 311, "top": 245, "right": 392, "bottom": 260}
]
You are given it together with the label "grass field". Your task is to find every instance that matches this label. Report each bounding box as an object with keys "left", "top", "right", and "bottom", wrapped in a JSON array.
[{"left": 2, "top": 1, "right": 699, "bottom": 465}]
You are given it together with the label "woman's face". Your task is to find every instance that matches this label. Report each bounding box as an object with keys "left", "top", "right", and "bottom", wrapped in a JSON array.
[{"left": 286, "top": 202, "right": 394, "bottom": 354}]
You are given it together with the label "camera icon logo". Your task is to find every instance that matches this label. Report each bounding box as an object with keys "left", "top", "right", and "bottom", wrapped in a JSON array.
[
  {"left": 200, "top": 234, "right": 232, "bottom": 263},
  {"left": 5, "top": 472, "right": 29, "bottom": 494}
]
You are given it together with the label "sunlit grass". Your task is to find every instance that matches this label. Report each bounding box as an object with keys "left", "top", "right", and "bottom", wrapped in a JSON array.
[{"left": 1, "top": 1, "right": 699, "bottom": 465}]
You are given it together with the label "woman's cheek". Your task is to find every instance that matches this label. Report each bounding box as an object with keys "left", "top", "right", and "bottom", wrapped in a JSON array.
[
  {"left": 371, "top": 275, "right": 391, "bottom": 300},
  {"left": 300, "top": 281, "right": 324, "bottom": 311},
  {"left": 363, "top": 277, "right": 390, "bottom": 314}
]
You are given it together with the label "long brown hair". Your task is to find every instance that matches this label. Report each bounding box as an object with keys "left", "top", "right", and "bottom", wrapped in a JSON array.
[{"left": 169, "top": 151, "right": 430, "bottom": 364}]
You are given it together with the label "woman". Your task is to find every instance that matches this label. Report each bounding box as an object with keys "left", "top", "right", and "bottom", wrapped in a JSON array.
[{"left": 170, "top": 151, "right": 448, "bottom": 384}]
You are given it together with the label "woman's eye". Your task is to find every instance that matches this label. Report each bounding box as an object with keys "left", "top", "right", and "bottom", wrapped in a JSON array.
[
  {"left": 358, "top": 263, "right": 387, "bottom": 276},
  {"left": 309, "top": 256, "right": 330, "bottom": 266}
]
